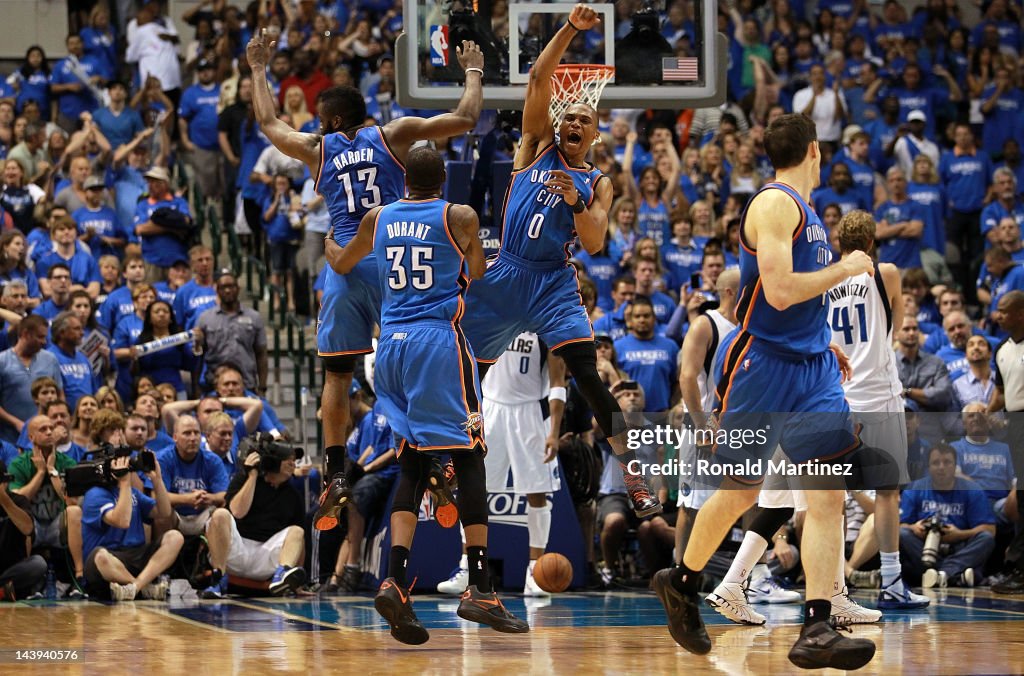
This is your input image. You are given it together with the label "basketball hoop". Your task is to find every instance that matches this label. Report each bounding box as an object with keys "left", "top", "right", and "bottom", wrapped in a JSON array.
[{"left": 549, "top": 64, "right": 615, "bottom": 128}]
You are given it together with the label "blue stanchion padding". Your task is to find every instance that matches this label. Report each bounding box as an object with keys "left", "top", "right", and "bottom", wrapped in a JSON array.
[
  {"left": 443, "top": 161, "right": 473, "bottom": 205},
  {"left": 490, "top": 160, "right": 513, "bottom": 229}
]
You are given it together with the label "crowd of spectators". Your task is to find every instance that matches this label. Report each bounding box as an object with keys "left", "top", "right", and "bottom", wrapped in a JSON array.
[{"left": 1, "top": 0, "right": 1023, "bottom": 600}]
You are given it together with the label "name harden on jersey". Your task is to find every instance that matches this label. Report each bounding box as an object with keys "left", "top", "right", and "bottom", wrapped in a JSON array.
[
  {"left": 331, "top": 147, "right": 375, "bottom": 173},
  {"left": 385, "top": 221, "right": 432, "bottom": 240}
]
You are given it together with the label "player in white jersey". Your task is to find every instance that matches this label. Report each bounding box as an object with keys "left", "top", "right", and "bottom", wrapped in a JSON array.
[
  {"left": 436, "top": 333, "right": 566, "bottom": 596},
  {"left": 829, "top": 210, "right": 929, "bottom": 612}
]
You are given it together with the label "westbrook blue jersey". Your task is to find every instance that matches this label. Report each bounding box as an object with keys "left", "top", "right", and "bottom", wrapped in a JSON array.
[
  {"left": 373, "top": 199, "right": 467, "bottom": 325},
  {"left": 735, "top": 182, "right": 833, "bottom": 357},
  {"left": 502, "top": 144, "right": 602, "bottom": 264},
  {"left": 316, "top": 126, "right": 405, "bottom": 246}
]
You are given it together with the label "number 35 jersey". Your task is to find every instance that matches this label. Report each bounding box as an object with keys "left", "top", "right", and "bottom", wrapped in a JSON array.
[
  {"left": 501, "top": 143, "right": 603, "bottom": 264},
  {"left": 372, "top": 198, "right": 468, "bottom": 326},
  {"left": 316, "top": 126, "right": 406, "bottom": 247},
  {"left": 827, "top": 264, "right": 902, "bottom": 410}
]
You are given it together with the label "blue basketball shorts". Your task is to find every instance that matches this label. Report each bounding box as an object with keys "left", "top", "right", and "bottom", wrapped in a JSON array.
[
  {"left": 710, "top": 329, "right": 858, "bottom": 483},
  {"left": 374, "top": 320, "right": 485, "bottom": 452},
  {"left": 460, "top": 254, "right": 593, "bottom": 362},
  {"left": 316, "top": 256, "right": 382, "bottom": 357}
]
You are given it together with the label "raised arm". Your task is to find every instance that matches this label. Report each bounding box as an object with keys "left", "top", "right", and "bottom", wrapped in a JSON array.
[
  {"left": 516, "top": 4, "right": 601, "bottom": 165},
  {"left": 447, "top": 203, "right": 484, "bottom": 280},
  {"left": 382, "top": 42, "right": 483, "bottom": 163},
  {"left": 246, "top": 29, "right": 321, "bottom": 177},
  {"left": 325, "top": 209, "right": 379, "bottom": 275}
]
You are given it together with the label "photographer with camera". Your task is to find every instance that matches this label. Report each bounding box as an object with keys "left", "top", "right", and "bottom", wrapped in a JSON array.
[
  {"left": 900, "top": 443, "right": 996, "bottom": 588},
  {"left": 157, "top": 416, "right": 228, "bottom": 535},
  {"left": 0, "top": 460, "right": 46, "bottom": 601},
  {"left": 80, "top": 410, "right": 181, "bottom": 601},
  {"left": 199, "top": 434, "right": 306, "bottom": 598}
]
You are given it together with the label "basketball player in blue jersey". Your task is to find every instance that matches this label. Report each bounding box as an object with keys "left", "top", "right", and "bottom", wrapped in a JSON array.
[
  {"left": 653, "top": 114, "right": 886, "bottom": 670},
  {"left": 324, "top": 147, "right": 528, "bottom": 643},
  {"left": 460, "top": 4, "right": 660, "bottom": 517},
  {"left": 246, "top": 30, "right": 485, "bottom": 531}
]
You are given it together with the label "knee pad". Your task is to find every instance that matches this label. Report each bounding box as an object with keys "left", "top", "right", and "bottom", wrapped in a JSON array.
[
  {"left": 322, "top": 355, "right": 356, "bottom": 374},
  {"left": 749, "top": 507, "right": 794, "bottom": 541},
  {"left": 555, "top": 342, "right": 619, "bottom": 436},
  {"left": 451, "top": 451, "right": 489, "bottom": 527},
  {"left": 391, "top": 451, "right": 427, "bottom": 515}
]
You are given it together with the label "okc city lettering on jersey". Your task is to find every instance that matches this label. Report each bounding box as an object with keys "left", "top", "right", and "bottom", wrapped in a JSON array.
[
  {"left": 826, "top": 282, "right": 870, "bottom": 303},
  {"left": 805, "top": 221, "right": 832, "bottom": 266},
  {"left": 530, "top": 169, "right": 565, "bottom": 209},
  {"left": 332, "top": 147, "right": 375, "bottom": 172},
  {"left": 385, "top": 221, "right": 432, "bottom": 240}
]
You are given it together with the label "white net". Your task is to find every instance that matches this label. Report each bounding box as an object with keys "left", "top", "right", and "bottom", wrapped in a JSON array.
[{"left": 549, "top": 64, "right": 616, "bottom": 127}]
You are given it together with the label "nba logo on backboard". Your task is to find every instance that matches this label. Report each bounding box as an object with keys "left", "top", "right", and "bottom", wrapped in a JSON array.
[{"left": 430, "top": 25, "right": 449, "bottom": 67}]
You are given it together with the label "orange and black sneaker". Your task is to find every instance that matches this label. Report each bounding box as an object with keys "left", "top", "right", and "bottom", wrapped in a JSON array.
[
  {"left": 426, "top": 457, "right": 459, "bottom": 528},
  {"left": 374, "top": 577, "right": 429, "bottom": 645},
  {"left": 313, "top": 472, "right": 353, "bottom": 531},
  {"left": 622, "top": 469, "right": 663, "bottom": 517},
  {"left": 457, "top": 585, "right": 529, "bottom": 633}
]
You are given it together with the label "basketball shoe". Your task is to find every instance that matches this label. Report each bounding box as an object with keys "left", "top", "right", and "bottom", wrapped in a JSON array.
[
  {"left": 201, "top": 572, "right": 229, "bottom": 599},
  {"left": 313, "top": 472, "right": 352, "bottom": 531},
  {"left": 269, "top": 565, "right": 306, "bottom": 596},
  {"left": 788, "top": 620, "right": 876, "bottom": 670},
  {"left": 746, "top": 573, "right": 802, "bottom": 604},
  {"left": 877, "top": 575, "right": 930, "bottom": 609},
  {"left": 139, "top": 577, "right": 169, "bottom": 601},
  {"left": 652, "top": 568, "right": 712, "bottom": 655},
  {"left": 622, "top": 470, "right": 662, "bottom": 517},
  {"left": 437, "top": 556, "right": 469, "bottom": 595},
  {"left": 375, "top": 577, "right": 429, "bottom": 645},
  {"left": 109, "top": 582, "right": 137, "bottom": 602},
  {"left": 993, "top": 568, "right": 1024, "bottom": 594},
  {"left": 705, "top": 581, "right": 767, "bottom": 625},
  {"left": 426, "top": 456, "right": 459, "bottom": 528},
  {"left": 922, "top": 569, "right": 947, "bottom": 589},
  {"left": 457, "top": 586, "right": 530, "bottom": 632},
  {"left": 831, "top": 586, "right": 882, "bottom": 624},
  {"left": 524, "top": 560, "right": 551, "bottom": 597}
]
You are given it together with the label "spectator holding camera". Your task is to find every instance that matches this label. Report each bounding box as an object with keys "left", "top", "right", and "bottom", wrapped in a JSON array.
[
  {"left": 900, "top": 443, "right": 996, "bottom": 588},
  {"left": 0, "top": 460, "right": 45, "bottom": 601},
  {"left": 81, "top": 423, "right": 181, "bottom": 601},
  {"left": 157, "top": 415, "right": 228, "bottom": 536},
  {"left": 199, "top": 441, "right": 307, "bottom": 599}
]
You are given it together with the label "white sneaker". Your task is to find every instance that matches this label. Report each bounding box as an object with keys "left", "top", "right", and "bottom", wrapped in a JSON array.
[
  {"left": 705, "top": 581, "right": 766, "bottom": 625},
  {"left": 139, "top": 578, "right": 169, "bottom": 601},
  {"left": 922, "top": 569, "right": 948, "bottom": 589},
  {"left": 524, "top": 561, "right": 551, "bottom": 597},
  {"left": 746, "top": 575, "right": 802, "bottom": 604},
  {"left": 831, "top": 586, "right": 882, "bottom": 624},
  {"left": 436, "top": 565, "right": 468, "bottom": 595},
  {"left": 109, "top": 582, "right": 137, "bottom": 602},
  {"left": 599, "top": 566, "right": 614, "bottom": 587}
]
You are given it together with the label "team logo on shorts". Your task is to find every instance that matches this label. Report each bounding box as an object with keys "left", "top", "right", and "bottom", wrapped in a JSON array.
[
  {"left": 461, "top": 412, "right": 483, "bottom": 433},
  {"left": 742, "top": 358, "right": 751, "bottom": 371}
]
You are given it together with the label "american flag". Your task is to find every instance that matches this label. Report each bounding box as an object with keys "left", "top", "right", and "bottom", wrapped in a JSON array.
[{"left": 662, "top": 57, "right": 699, "bottom": 81}]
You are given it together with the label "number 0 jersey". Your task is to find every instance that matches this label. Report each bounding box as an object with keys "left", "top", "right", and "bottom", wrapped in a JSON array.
[
  {"left": 373, "top": 198, "right": 468, "bottom": 325},
  {"left": 482, "top": 332, "right": 548, "bottom": 405},
  {"left": 827, "top": 264, "right": 902, "bottom": 410},
  {"left": 316, "top": 126, "right": 405, "bottom": 246},
  {"left": 502, "top": 144, "right": 603, "bottom": 264}
]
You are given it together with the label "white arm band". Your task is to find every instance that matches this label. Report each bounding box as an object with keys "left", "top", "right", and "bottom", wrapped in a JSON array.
[{"left": 549, "top": 387, "right": 567, "bottom": 403}]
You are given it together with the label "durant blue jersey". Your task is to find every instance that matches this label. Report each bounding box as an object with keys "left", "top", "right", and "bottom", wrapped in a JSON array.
[
  {"left": 502, "top": 144, "right": 602, "bottom": 264},
  {"left": 373, "top": 198, "right": 467, "bottom": 325},
  {"left": 316, "top": 126, "right": 405, "bottom": 246},
  {"left": 735, "top": 182, "right": 833, "bottom": 357}
]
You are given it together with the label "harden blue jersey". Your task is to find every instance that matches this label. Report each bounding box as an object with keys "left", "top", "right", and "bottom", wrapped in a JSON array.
[
  {"left": 735, "top": 182, "right": 833, "bottom": 357},
  {"left": 316, "top": 126, "right": 405, "bottom": 246},
  {"left": 502, "top": 144, "right": 602, "bottom": 264},
  {"left": 373, "top": 198, "right": 467, "bottom": 325}
]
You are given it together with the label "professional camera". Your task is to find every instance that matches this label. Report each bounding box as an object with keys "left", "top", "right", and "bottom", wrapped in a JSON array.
[
  {"left": 64, "top": 444, "right": 157, "bottom": 497},
  {"left": 921, "top": 514, "right": 945, "bottom": 569},
  {"left": 237, "top": 433, "right": 304, "bottom": 473},
  {"left": 0, "top": 460, "right": 14, "bottom": 484}
]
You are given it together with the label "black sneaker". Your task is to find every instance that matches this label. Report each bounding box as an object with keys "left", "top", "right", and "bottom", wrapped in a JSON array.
[
  {"left": 651, "top": 568, "right": 711, "bottom": 655},
  {"left": 788, "top": 620, "right": 876, "bottom": 670},
  {"left": 339, "top": 566, "right": 362, "bottom": 592},
  {"left": 622, "top": 470, "right": 663, "bottom": 517},
  {"left": 313, "top": 473, "right": 352, "bottom": 531},
  {"left": 426, "top": 457, "right": 459, "bottom": 528},
  {"left": 374, "top": 578, "right": 429, "bottom": 645},
  {"left": 993, "top": 568, "right": 1024, "bottom": 594},
  {"left": 457, "top": 585, "right": 529, "bottom": 633}
]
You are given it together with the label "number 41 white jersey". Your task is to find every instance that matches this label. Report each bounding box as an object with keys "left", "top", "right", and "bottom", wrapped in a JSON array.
[
  {"left": 827, "top": 265, "right": 902, "bottom": 411},
  {"left": 482, "top": 332, "right": 548, "bottom": 405}
]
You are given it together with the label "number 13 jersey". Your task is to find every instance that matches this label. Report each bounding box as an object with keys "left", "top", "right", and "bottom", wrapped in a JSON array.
[{"left": 827, "top": 264, "right": 902, "bottom": 410}]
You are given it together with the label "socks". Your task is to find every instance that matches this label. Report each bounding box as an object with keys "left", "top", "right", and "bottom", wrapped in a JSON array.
[
  {"left": 527, "top": 503, "right": 552, "bottom": 551},
  {"left": 457, "top": 553, "right": 468, "bottom": 571},
  {"left": 389, "top": 545, "right": 409, "bottom": 587},
  {"left": 467, "top": 546, "right": 489, "bottom": 591},
  {"left": 723, "top": 531, "right": 768, "bottom": 585},
  {"left": 804, "top": 599, "right": 832, "bottom": 627},
  {"left": 880, "top": 551, "right": 901, "bottom": 588},
  {"left": 670, "top": 562, "right": 702, "bottom": 595},
  {"left": 325, "top": 445, "right": 346, "bottom": 478}
]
